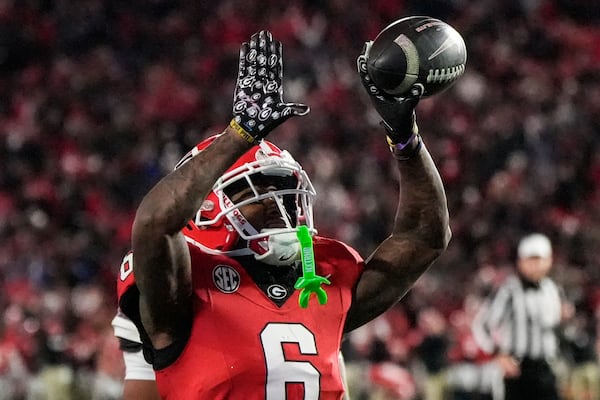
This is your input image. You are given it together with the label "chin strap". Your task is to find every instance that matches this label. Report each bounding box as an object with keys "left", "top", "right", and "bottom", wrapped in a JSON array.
[{"left": 294, "top": 225, "right": 330, "bottom": 308}]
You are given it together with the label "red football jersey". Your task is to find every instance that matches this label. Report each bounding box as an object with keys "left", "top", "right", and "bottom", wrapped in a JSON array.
[{"left": 117, "top": 236, "right": 363, "bottom": 400}]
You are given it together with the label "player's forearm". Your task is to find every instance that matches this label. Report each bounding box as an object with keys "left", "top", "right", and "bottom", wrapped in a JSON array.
[
  {"left": 347, "top": 143, "right": 449, "bottom": 331},
  {"left": 392, "top": 143, "right": 450, "bottom": 255}
]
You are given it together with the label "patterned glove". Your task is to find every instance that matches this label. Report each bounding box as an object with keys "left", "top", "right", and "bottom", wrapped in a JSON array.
[
  {"left": 357, "top": 41, "right": 424, "bottom": 159},
  {"left": 230, "top": 30, "right": 310, "bottom": 144}
]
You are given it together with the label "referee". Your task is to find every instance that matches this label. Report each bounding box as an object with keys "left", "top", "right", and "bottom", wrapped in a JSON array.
[{"left": 471, "top": 233, "right": 570, "bottom": 400}]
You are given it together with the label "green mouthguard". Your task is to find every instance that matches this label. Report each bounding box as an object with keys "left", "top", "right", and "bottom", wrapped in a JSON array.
[{"left": 294, "top": 225, "right": 330, "bottom": 308}]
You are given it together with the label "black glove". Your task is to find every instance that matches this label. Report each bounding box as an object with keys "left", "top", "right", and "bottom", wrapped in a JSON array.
[
  {"left": 357, "top": 41, "right": 424, "bottom": 159},
  {"left": 231, "top": 30, "right": 309, "bottom": 143}
]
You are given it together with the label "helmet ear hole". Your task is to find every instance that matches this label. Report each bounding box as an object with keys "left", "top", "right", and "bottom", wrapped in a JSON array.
[{"left": 200, "top": 200, "right": 215, "bottom": 212}]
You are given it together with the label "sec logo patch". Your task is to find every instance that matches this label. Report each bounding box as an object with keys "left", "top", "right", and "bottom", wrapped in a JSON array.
[{"left": 212, "top": 265, "right": 240, "bottom": 293}]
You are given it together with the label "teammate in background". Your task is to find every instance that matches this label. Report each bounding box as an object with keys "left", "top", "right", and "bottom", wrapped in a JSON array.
[
  {"left": 116, "top": 30, "right": 450, "bottom": 399},
  {"left": 472, "top": 233, "right": 573, "bottom": 400}
]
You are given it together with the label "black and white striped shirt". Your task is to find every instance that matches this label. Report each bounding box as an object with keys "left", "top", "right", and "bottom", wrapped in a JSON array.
[{"left": 472, "top": 275, "right": 562, "bottom": 360}]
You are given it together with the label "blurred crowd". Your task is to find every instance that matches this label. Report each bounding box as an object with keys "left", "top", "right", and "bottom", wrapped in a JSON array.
[{"left": 1, "top": 0, "right": 599, "bottom": 399}]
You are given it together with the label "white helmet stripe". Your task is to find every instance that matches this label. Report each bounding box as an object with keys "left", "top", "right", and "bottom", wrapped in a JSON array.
[{"left": 221, "top": 191, "right": 260, "bottom": 237}]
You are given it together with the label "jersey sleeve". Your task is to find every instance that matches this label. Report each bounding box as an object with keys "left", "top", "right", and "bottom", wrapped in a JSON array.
[
  {"left": 112, "top": 310, "right": 142, "bottom": 343},
  {"left": 113, "top": 251, "right": 156, "bottom": 381},
  {"left": 123, "top": 350, "right": 156, "bottom": 381},
  {"left": 117, "top": 251, "right": 136, "bottom": 301}
]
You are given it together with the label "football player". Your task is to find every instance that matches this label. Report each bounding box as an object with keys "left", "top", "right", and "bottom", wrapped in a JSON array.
[{"left": 116, "top": 30, "right": 450, "bottom": 399}]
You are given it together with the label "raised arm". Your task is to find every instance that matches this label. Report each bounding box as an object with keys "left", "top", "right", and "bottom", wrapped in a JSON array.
[
  {"left": 132, "top": 131, "right": 249, "bottom": 349},
  {"left": 345, "top": 44, "right": 451, "bottom": 332},
  {"left": 133, "top": 30, "right": 309, "bottom": 349}
]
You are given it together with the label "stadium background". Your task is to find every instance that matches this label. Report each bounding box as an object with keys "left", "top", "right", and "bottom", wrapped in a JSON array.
[{"left": 0, "top": 0, "right": 599, "bottom": 399}]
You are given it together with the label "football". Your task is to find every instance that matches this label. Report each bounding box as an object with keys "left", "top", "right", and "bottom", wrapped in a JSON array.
[{"left": 366, "top": 16, "right": 467, "bottom": 97}]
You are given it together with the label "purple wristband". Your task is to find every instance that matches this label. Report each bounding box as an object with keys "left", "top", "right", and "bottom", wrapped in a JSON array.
[
  {"left": 393, "top": 132, "right": 418, "bottom": 150},
  {"left": 389, "top": 134, "right": 422, "bottom": 160}
]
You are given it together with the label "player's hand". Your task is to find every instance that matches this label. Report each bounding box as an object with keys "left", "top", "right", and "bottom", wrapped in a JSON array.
[
  {"left": 357, "top": 41, "right": 423, "bottom": 146},
  {"left": 496, "top": 354, "right": 521, "bottom": 378},
  {"left": 231, "top": 30, "right": 309, "bottom": 143}
]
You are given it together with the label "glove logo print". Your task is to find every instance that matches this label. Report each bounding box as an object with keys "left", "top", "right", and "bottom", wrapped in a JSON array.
[
  {"left": 247, "top": 107, "right": 258, "bottom": 118},
  {"left": 234, "top": 101, "right": 247, "bottom": 113},
  {"left": 259, "top": 108, "right": 272, "bottom": 121},
  {"left": 358, "top": 59, "right": 367, "bottom": 73},
  {"left": 241, "top": 77, "right": 253, "bottom": 87},
  {"left": 268, "top": 54, "right": 278, "bottom": 67},
  {"left": 265, "top": 81, "right": 278, "bottom": 92}
]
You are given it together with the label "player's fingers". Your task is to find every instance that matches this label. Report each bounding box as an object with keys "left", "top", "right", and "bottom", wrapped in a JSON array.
[
  {"left": 256, "top": 31, "right": 270, "bottom": 78},
  {"left": 360, "top": 41, "right": 373, "bottom": 57},
  {"left": 263, "top": 30, "right": 273, "bottom": 57},
  {"left": 237, "top": 42, "right": 249, "bottom": 79},
  {"left": 248, "top": 32, "right": 259, "bottom": 72},
  {"left": 284, "top": 102, "right": 310, "bottom": 117},
  {"left": 410, "top": 83, "right": 424, "bottom": 98},
  {"left": 401, "top": 96, "right": 420, "bottom": 110},
  {"left": 357, "top": 63, "right": 380, "bottom": 96},
  {"left": 271, "top": 39, "right": 281, "bottom": 75},
  {"left": 270, "top": 40, "right": 283, "bottom": 95},
  {"left": 356, "top": 55, "right": 366, "bottom": 74},
  {"left": 236, "top": 42, "right": 255, "bottom": 94},
  {"left": 258, "top": 30, "right": 269, "bottom": 57},
  {"left": 249, "top": 32, "right": 259, "bottom": 50},
  {"left": 356, "top": 41, "right": 373, "bottom": 72},
  {"left": 393, "top": 84, "right": 424, "bottom": 106}
]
